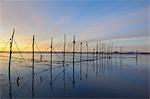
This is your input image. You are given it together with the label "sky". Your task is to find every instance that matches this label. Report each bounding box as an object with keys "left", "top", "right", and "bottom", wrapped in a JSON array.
[{"left": 0, "top": 0, "right": 149, "bottom": 52}]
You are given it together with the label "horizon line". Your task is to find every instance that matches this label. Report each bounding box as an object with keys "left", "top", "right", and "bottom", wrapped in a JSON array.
[{"left": 0, "top": 51, "right": 150, "bottom": 54}]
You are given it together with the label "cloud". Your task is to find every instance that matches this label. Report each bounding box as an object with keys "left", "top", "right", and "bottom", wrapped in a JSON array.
[
  {"left": 75, "top": 7, "right": 149, "bottom": 42},
  {"left": 0, "top": 1, "right": 149, "bottom": 52}
]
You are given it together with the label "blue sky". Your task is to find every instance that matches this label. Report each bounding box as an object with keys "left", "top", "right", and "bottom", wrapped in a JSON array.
[{"left": 0, "top": 0, "right": 149, "bottom": 52}]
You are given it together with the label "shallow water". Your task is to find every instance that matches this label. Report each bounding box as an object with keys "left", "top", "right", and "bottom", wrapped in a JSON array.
[{"left": 0, "top": 53, "right": 149, "bottom": 98}]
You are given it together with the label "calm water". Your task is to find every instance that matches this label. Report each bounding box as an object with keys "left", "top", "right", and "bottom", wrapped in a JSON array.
[{"left": 0, "top": 53, "right": 149, "bottom": 98}]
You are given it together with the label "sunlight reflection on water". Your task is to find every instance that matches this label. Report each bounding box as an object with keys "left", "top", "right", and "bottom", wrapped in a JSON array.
[{"left": 0, "top": 53, "right": 149, "bottom": 98}]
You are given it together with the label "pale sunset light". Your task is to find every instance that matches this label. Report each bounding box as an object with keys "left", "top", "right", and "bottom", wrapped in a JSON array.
[
  {"left": 0, "top": 0, "right": 149, "bottom": 98},
  {"left": 0, "top": 0, "right": 149, "bottom": 52}
]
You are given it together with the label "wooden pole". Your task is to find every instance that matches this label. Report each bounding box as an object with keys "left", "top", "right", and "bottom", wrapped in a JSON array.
[
  {"left": 115, "top": 43, "right": 117, "bottom": 59},
  {"left": 86, "top": 42, "right": 88, "bottom": 78},
  {"left": 80, "top": 42, "right": 82, "bottom": 62},
  {"left": 80, "top": 42, "right": 82, "bottom": 80},
  {"left": 50, "top": 37, "right": 53, "bottom": 91},
  {"left": 40, "top": 54, "right": 43, "bottom": 62},
  {"left": 109, "top": 41, "right": 111, "bottom": 58},
  {"left": 32, "top": 35, "right": 35, "bottom": 97},
  {"left": 103, "top": 43, "right": 105, "bottom": 59},
  {"left": 8, "top": 28, "right": 15, "bottom": 99},
  {"left": 63, "top": 34, "right": 66, "bottom": 66},
  {"left": 50, "top": 37, "right": 53, "bottom": 67},
  {"left": 96, "top": 42, "right": 98, "bottom": 61},
  {"left": 107, "top": 45, "right": 109, "bottom": 59},
  {"left": 96, "top": 42, "right": 98, "bottom": 78},
  {"left": 63, "top": 34, "right": 66, "bottom": 91},
  {"left": 99, "top": 41, "right": 101, "bottom": 59},
  {"left": 110, "top": 41, "right": 113, "bottom": 58},
  {"left": 86, "top": 42, "right": 88, "bottom": 61},
  {"left": 102, "top": 43, "right": 104, "bottom": 59},
  {"left": 72, "top": 36, "right": 75, "bottom": 87},
  {"left": 9, "top": 29, "right": 15, "bottom": 81}
]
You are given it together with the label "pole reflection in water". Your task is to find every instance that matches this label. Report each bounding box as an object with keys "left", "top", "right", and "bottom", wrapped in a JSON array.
[
  {"left": 63, "top": 65, "right": 66, "bottom": 92},
  {"left": 32, "top": 72, "right": 34, "bottom": 98},
  {"left": 1, "top": 49, "right": 147, "bottom": 98},
  {"left": 96, "top": 56, "right": 98, "bottom": 78},
  {"left": 102, "top": 56, "right": 105, "bottom": 75},
  {"left": 0, "top": 28, "right": 148, "bottom": 98},
  {"left": 93, "top": 48, "right": 95, "bottom": 72},
  {"left": 9, "top": 75, "right": 12, "bottom": 99}
]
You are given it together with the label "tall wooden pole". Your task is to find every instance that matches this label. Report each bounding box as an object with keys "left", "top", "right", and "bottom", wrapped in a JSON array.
[
  {"left": 50, "top": 37, "right": 53, "bottom": 91},
  {"left": 8, "top": 29, "right": 15, "bottom": 99},
  {"left": 102, "top": 43, "right": 104, "bottom": 59},
  {"left": 109, "top": 41, "right": 111, "bottom": 58},
  {"left": 111, "top": 41, "right": 113, "bottom": 58},
  {"left": 96, "top": 42, "right": 98, "bottom": 78},
  {"left": 99, "top": 43, "right": 102, "bottom": 59},
  {"left": 63, "top": 34, "right": 66, "bottom": 91},
  {"left": 72, "top": 36, "right": 75, "bottom": 87},
  {"left": 63, "top": 34, "right": 66, "bottom": 66},
  {"left": 99, "top": 41, "right": 101, "bottom": 59},
  {"left": 96, "top": 42, "right": 98, "bottom": 61},
  {"left": 115, "top": 43, "right": 117, "bottom": 59},
  {"left": 86, "top": 42, "right": 88, "bottom": 61},
  {"left": 80, "top": 42, "right": 82, "bottom": 62},
  {"left": 103, "top": 43, "right": 105, "bottom": 59},
  {"left": 80, "top": 42, "right": 82, "bottom": 80},
  {"left": 107, "top": 45, "right": 110, "bottom": 59},
  {"left": 50, "top": 37, "right": 53, "bottom": 67},
  {"left": 32, "top": 35, "right": 35, "bottom": 97},
  {"left": 9, "top": 29, "right": 15, "bottom": 82},
  {"left": 73, "top": 36, "right": 75, "bottom": 64},
  {"left": 86, "top": 42, "right": 88, "bottom": 78}
]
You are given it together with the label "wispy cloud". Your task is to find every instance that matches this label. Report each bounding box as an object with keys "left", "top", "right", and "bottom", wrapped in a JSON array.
[
  {"left": 75, "top": 7, "right": 149, "bottom": 41},
  {"left": 0, "top": 1, "right": 149, "bottom": 52}
]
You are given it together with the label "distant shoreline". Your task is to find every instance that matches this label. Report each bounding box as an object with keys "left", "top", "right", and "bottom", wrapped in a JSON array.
[{"left": 0, "top": 51, "right": 150, "bottom": 55}]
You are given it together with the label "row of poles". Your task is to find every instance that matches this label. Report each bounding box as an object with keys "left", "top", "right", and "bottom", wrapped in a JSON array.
[{"left": 7, "top": 29, "right": 139, "bottom": 98}]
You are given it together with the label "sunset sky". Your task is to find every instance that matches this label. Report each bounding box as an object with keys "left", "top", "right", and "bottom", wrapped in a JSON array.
[{"left": 0, "top": 0, "right": 149, "bottom": 52}]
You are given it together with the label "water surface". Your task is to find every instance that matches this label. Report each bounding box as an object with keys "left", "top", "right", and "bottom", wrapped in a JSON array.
[{"left": 0, "top": 53, "right": 149, "bottom": 98}]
